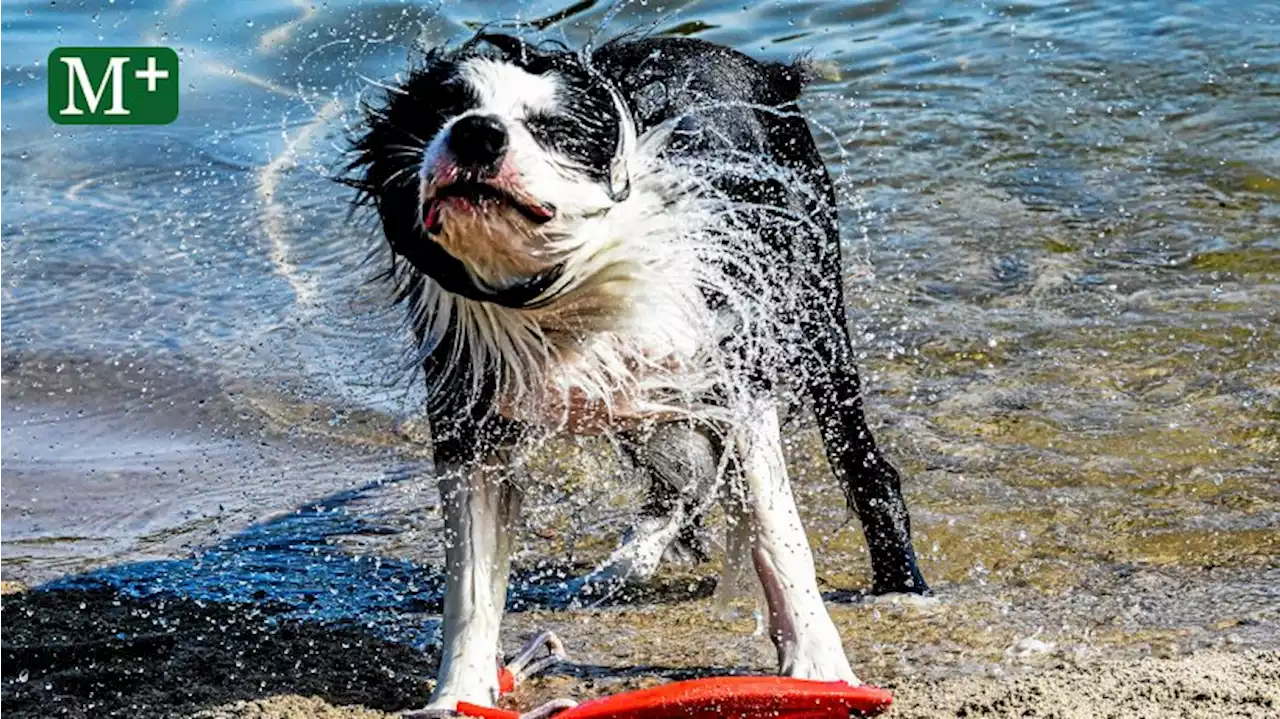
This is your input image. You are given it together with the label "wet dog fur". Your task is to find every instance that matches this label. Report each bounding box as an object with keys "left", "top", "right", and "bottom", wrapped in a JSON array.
[{"left": 349, "top": 32, "right": 927, "bottom": 711}]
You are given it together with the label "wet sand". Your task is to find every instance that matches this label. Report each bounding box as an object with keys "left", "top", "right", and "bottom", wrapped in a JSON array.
[
  {"left": 0, "top": 355, "right": 430, "bottom": 585},
  {"left": 203, "top": 652, "right": 1280, "bottom": 719},
  {"left": 3, "top": 581, "right": 1276, "bottom": 719}
]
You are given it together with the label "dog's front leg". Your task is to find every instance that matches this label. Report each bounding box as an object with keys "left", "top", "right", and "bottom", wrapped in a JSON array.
[
  {"left": 427, "top": 454, "right": 521, "bottom": 710},
  {"left": 737, "top": 401, "right": 858, "bottom": 684}
]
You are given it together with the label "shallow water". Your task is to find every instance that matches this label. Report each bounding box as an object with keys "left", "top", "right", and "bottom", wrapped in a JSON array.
[{"left": 2, "top": 0, "right": 1278, "bottom": 698}]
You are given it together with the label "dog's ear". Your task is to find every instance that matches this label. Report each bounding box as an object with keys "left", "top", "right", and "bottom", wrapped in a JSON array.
[
  {"left": 604, "top": 83, "right": 635, "bottom": 202},
  {"left": 478, "top": 33, "right": 537, "bottom": 64}
]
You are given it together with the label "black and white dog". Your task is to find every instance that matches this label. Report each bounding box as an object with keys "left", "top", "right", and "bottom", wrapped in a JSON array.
[{"left": 350, "top": 32, "right": 927, "bottom": 712}]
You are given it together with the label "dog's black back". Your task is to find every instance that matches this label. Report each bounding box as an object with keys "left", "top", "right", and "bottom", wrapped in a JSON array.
[
  {"left": 596, "top": 37, "right": 837, "bottom": 289},
  {"left": 596, "top": 38, "right": 927, "bottom": 594}
]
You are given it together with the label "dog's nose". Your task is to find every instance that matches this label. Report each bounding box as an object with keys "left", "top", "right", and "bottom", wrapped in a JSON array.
[{"left": 447, "top": 114, "right": 508, "bottom": 175}]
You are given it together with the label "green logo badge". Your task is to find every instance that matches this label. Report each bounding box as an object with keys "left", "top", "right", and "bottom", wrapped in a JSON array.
[{"left": 48, "top": 47, "right": 179, "bottom": 125}]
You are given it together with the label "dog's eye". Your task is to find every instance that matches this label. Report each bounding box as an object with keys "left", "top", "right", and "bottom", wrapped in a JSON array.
[
  {"left": 438, "top": 77, "right": 478, "bottom": 106},
  {"left": 523, "top": 112, "right": 575, "bottom": 140},
  {"left": 523, "top": 109, "right": 615, "bottom": 183}
]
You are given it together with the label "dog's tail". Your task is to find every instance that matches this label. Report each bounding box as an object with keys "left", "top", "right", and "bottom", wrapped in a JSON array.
[{"left": 766, "top": 58, "right": 841, "bottom": 103}]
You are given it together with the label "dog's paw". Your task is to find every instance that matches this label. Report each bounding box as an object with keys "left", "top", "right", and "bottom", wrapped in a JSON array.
[
  {"left": 401, "top": 690, "right": 495, "bottom": 719},
  {"left": 782, "top": 641, "right": 860, "bottom": 685},
  {"left": 411, "top": 677, "right": 498, "bottom": 717},
  {"left": 401, "top": 705, "right": 461, "bottom": 719},
  {"left": 604, "top": 517, "right": 680, "bottom": 579},
  {"left": 575, "top": 518, "right": 680, "bottom": 602},
  {"left": 786, "top": 658, "right": 860, "bottom": 686}
]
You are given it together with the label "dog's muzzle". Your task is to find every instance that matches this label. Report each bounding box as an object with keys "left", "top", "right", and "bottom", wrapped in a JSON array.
[
  {"left": 422, "top": 180, "right": 556, "bottom": 234},
  {"left": 421, "top": 114, "right": 558, "bottom": 233},
  {"left": 447, "top": 114, "right": 507, "bottom": 178}
]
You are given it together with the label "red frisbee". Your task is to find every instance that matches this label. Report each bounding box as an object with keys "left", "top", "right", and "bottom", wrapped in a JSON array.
[{"left": 458, "top": 676, "right": 893, "bottom": 719}]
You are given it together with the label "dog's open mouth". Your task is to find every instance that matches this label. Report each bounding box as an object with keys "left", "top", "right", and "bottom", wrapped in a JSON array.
[{"left": 423, "top": 180, "right": 557, "bottom": 233}]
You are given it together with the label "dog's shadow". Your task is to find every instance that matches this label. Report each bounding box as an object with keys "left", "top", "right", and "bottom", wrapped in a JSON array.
[
  {"left": 0, "top": 583, "right": 436, "bottom": 717},
  {"left": 2, "top": 472, "right": 439, "bottom": 717},
  {"left": 0, "top": 470, "right": 737, "bottom": 718}
]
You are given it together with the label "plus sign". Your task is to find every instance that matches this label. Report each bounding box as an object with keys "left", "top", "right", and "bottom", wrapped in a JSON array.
[{"left": 135, "top": 56, "right": 169, "bottom": 93}]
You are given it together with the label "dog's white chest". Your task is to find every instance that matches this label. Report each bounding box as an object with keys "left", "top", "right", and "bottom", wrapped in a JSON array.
[{"left": 497, "top": 315, "right": 716, "bottom": 433}]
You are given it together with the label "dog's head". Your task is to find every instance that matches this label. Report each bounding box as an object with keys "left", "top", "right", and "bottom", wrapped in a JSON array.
[{"left": 351, "top": 34, "right": 635, "bottom": 308}]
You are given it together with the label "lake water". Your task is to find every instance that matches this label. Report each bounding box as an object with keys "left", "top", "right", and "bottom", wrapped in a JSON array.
[{"left": 2, "top": 0, "right": 1278, "bottom": 687}]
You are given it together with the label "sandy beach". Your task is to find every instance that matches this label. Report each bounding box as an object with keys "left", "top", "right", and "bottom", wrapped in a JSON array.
[{"left": 3, "top": 580, "right": 1276, "bottom": 719}]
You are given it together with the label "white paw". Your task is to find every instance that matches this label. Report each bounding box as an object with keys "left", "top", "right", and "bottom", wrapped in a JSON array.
[
  {"left": 401, "top": 699, "right": 463, "bottom": 718},
  {"left": 412, "top": 677, "right": 497, "bottom": 716},
  {"left": 588, "top": 516, "right": 682, "bottom": 587},
  {"left": 782, "top": 640, "right": 860, "bottom": 685}
]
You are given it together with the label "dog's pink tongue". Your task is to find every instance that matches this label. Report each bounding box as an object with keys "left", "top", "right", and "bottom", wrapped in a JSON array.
[
  {"left": 527, "top": 202, "right": 555, "bottom": 222},
  {"left": 424, "top": 202, "right": 442, "bottom": 232}
]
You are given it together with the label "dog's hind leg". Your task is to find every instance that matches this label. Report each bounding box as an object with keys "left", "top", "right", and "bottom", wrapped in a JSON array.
[
  {"left": 584, "top": 423, "right": 722, "bottom": 592},
  {"left": 735, "top": 400, "right": 857, "bottom": 683},
  {"left": 801, "top": 304, "right": 929, "bottom": 596},
  {"left": 422, "top": 450, "right": 522, "bottom": 710}
]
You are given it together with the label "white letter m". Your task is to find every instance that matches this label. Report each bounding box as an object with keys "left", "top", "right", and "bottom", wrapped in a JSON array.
[{"left": 60, "top": 56, "right": 130, "bottom": 116}]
